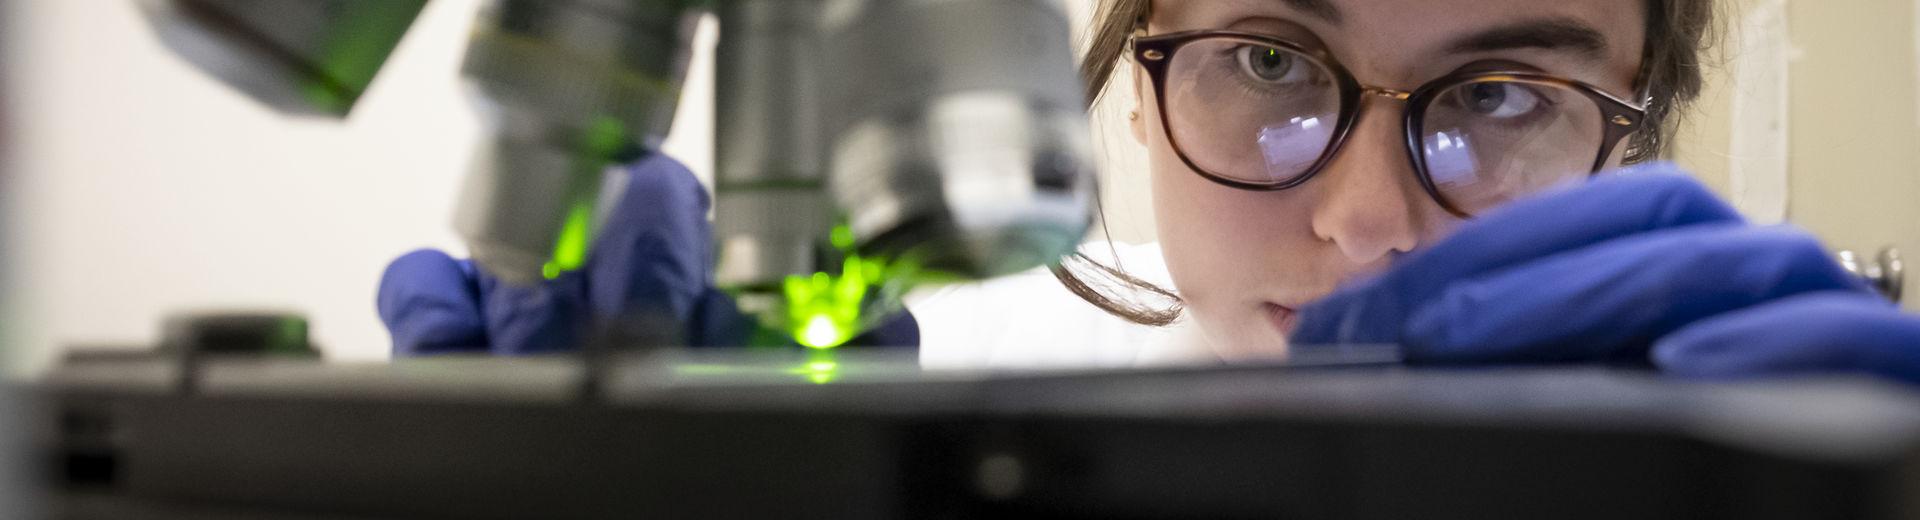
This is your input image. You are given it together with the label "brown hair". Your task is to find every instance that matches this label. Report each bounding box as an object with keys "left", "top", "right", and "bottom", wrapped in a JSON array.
[{"left": 1053, "top": 0, "right": 1719, "bottom": 326}]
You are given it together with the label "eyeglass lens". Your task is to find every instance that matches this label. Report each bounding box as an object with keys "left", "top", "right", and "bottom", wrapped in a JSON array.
[{"left": 1159, "top": 38, "right": 1607, "bottom": 214}]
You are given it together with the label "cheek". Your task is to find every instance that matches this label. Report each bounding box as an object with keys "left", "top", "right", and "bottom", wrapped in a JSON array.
[
  {"left": 1146, "top": 142, "right": 1231, "bottom": 305},
  {"left": 1140, "top": 104, "right": 1321, "bottom": 309},
  {"left": 1145, "top": 145, "right": 1304, "bottom": 358}
]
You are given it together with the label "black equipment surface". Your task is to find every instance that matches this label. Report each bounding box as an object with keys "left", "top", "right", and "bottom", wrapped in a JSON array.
[{"left": 30, "top": 348, "right": 1920, "bottom": 519}]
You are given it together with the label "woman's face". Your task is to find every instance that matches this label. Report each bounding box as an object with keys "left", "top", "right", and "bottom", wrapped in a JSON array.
[{"left": 1134, "top": 0, "right": 1647, "bottom": 360}]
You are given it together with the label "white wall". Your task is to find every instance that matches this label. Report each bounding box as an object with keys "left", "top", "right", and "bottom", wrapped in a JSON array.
[
  {"left": 0, "top": 0, "right": 1144, "bottom": 373},
  {"left": 0, "top": 0, "right": 712, "bottom": 372},
  {"left": 4, "top": 0, "right": 474, "bottom": 371}
]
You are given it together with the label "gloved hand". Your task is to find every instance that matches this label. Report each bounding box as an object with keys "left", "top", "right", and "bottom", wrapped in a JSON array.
[
  {"left": 378, "top": 152, "right": 736, "bottom": 355},
  {"left": 377, "top": 152, "right": 917, "bottom": 356},
  {"left": 1291, "top": 162, "right": 1920, "bottom": 384}
]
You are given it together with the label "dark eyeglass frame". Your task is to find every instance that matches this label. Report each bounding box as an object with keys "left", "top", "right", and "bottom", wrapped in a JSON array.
[{"left": 1131, "top": 30, "right": 1649, "bottom": 217}]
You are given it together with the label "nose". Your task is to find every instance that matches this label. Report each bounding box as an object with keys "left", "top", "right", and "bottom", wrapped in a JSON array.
[{"left": 1308, "top": 97, "right": 1424, "bottom": 265}]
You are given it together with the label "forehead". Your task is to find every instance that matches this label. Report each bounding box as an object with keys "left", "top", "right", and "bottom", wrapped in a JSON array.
[
  {"left": 1151, "top": 0, "right": 1647, "bottom": 89},
  {"left": 1153, "top": 0, "right": 1645, "bottom": 39}
]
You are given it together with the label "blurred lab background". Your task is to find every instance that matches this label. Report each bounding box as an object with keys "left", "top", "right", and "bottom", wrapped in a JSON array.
[{"left": 0, "top": 0, "right": 1916, "bottom": 374}]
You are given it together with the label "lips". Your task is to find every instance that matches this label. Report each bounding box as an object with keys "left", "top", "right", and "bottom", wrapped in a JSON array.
[{"left": 1263, "top": 302, "right": 1299, "bottom": 335}]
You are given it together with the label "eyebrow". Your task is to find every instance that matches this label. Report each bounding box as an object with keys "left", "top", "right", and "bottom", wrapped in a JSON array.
[
  {"left": 1278, "top": 0, "right": 1344, "bottom": 24},
  {"left": 1442, "top": 18, "right": 1611, "bottom": 61}
]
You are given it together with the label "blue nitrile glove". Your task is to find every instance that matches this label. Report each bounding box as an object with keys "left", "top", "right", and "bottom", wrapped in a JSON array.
[
  {"left": 1291, "top": 162, "right": 1920, "bottom": 384},
  {"left": 376, "top": 152, "right": 918, "bottom": 355}
]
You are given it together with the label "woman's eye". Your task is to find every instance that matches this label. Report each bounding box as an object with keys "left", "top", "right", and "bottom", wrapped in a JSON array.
[
  {"left": 1454, "top": 82, "right": 1543, "bottom": 118},
  {"left": 1233, "top": 45, "right": 1309, "bottom": 84}
]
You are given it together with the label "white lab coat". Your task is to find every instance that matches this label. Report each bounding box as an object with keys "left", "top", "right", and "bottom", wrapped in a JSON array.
[{"left": 909, "top": 242, "right": 1218, "bottom": 369}]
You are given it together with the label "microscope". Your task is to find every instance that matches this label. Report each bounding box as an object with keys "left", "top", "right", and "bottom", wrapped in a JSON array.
[{"left": 139, "top": 0, "right": 1096, "bottom": 348}]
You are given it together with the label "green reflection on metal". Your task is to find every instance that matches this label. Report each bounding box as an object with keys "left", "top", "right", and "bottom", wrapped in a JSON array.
[
  {"left": 542, "top": 202, "right": 593, "bottom": 280},
  {"left": 301, "top": 0, "right": 427, "bottom": 114},
  {"left": 786, "top": 350, "right": 840, "bottom": 384},
  {"left": 541, "top": 117, "right": 629, "bottom": 280},
  {"left": 673, "top": 363, "right": 737, "bottom": 376}
]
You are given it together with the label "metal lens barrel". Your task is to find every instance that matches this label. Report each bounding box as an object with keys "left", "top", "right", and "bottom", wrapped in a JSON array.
[
  {"left": 820, "top": 0, "right": 1096, "bottom": 280},
  {"left": 713, "top": 0, "right": 832, "bottom": 332},
  {"left": 137, "top": 0, "right": 427, "bottom": 116},
  {"left": 457, "top": 0, "right": 699, "bottom": 286},
  {"left": 714, "top": 0, "right": 1097, "bottom": 346}
]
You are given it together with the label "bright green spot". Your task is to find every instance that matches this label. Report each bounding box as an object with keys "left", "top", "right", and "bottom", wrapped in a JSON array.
[
  {"left": 830, "top": 225, "right": 856, "bottom": 250},
  {"left": 541, "top": 201, "right": 594, "bottom": 280},
  {"left": 798, "top": 315, "right": 842, "bottom": 349},
  {"left": 781, "top": 250, "right": 890, "bottom": 349},
  {"left": 541, "top": 117, "right": 630, "bottom": 280}
]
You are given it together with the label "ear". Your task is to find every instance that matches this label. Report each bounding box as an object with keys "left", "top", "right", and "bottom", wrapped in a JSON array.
[{"left": 1128, "top": 62, "right": 1149, "bottom": 145}]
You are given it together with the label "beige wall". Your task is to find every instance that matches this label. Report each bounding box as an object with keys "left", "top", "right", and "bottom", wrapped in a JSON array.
[{"left": 1673, "top": 0, "right": 1920, "bottom": 310}]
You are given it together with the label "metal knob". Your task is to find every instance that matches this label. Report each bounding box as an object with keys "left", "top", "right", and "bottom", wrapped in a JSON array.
[{"left": 1836, "top": 247, "right": 1904, "bottom": 303}]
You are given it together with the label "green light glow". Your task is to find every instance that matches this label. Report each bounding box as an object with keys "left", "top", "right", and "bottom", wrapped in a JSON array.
[
  {"left": 541, "top": 117, "right": 629, "bottom": 280},
  {"left": 782, "top": 229, "right": 888, "bottom": 349},
  {"left": 785, "top": 351, "right": 841, "bottom": 385},
  {"left": 830, "top": 225, "right": 856, "bottom": 250},
  {"left": 542, "top": 201, "right": 594, "bottom": 280},
  {"left": 798, "top": 315, "right": 843, "bottom": 349},
  {"left": 673, "top": 363, "right": 738, "bottom": 376}
]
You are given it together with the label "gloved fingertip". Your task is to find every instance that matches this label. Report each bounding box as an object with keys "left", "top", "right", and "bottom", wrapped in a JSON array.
[
  {"left": 1647, "top": 330, "right": 1724, "bottom": 378},
  {"left": 378, "top": 249, "right": 472, "bottom": 320},
  {"left": 1287, "top": 307, "right": 1342, "bottom": 346},
  {"left": 590, "top": 155, "right": 718, "bottom": 331},
  {"left": 378, "top": 249, "right": 487, "bottom": 355},
  {"left": 1652, "top": 292, "right": 1914, "bottom": 380},
  {"left": 625, "top": 152, "right": 711, "bottom": 214},
  {"left": 1631, "top": 170, "right": 1745, "bottom": 227},
  {"left": 1290, "top": 290, "right": 1403, "bottom": 349}
]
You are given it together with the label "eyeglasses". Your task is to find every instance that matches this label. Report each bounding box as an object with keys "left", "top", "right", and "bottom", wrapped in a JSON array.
[{"left": 1132, "top": 30, "right": 1648, "bottom": 217}]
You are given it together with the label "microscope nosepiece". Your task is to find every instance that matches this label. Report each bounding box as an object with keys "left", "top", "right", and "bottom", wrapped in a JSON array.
[
  {"left": 820, "top": 0, "right": 1096, "bottom": 280},
  {"left": 831, "top": 92, "right": 1095, "bottom": 278}
]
